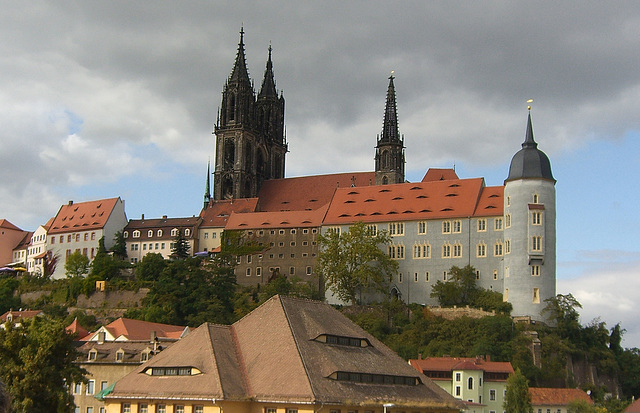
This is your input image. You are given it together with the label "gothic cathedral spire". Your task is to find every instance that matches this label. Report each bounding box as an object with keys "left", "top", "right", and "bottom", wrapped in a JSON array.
[
  {"left": 203, "top": 160, "right": 211, "bottom": 209},
  {"left": 375, "top": 74, "right": 405, "bottom": 185},
  {"left": 213, "top": 29, "right": 286, "bottom": 201}
]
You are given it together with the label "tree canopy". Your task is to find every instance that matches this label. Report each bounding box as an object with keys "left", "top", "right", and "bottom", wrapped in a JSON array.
[
  {"left": 504, "top": 368, "right": 533, "bottom": 413},
  {"left": 317, "top": 222, "right": 398, "bottom": 305},
  {"left": 170, "top": 230, "right": 190, "bottom": 260},
  {"left": 64, "top": 251, "right": 89, "bottom": 278}
]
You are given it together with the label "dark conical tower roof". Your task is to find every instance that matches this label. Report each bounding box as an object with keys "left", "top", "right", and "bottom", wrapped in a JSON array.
[
  {"left": 258, "top": 45, "right": 278, "bottom": 99},
  {"left": 506, "top": 113, "right": 555, "bottom": 182},
  {"left": 229, "top": 27, "right": 251, "bottom": 84},
  {"left": 380, "top": 74, "right": 400, "bottom": 143}
]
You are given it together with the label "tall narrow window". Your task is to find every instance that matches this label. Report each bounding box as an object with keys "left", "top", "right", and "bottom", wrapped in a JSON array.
[
  {"left": 532, "top": 236, "right": 542, "bottom": 251},
  {"left": 533, "top": 288, "right": 540, "bottom": 303}
]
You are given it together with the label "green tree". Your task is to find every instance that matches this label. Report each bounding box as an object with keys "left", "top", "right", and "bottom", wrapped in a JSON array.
[
  {"left": 135, "top": 253, "right": 167, "bottom": 282},
  {"left": 542, "top": 293, "right": 582, "bottom": 337},
  {"left": 430, "top": 265, "right": 480, "bottom": 306},
  {"left": 171, "top": 229, "right": 190, "bottom": 260},
  {"left": 0, "top": 275, "right": 20, "bottom": 314},
  {"left": 64, "top": 251, "right": 89, "bottom": 277},
  {"left": 0, "top": 378, "right": 9, "bottom": 413},
  {"left": 43, "top": 251, "right": 59, "bottom": 279},
  {"left": 0, "top": 317, "right": 86, "bottom": 413},
  {"left": 90, "top": 236, "right": 127, "bottom": 281},
  {"left": 504, "top": 368, "right": 533, "bottom": 413},
  {"left": 317, "top": 222, "right": 398, "bottom": 305},
  {"left": 567, "top": 399, "right": 597, "bottom": 413},
  {"left": 111, "top": 230, "right": 127, "bottom": 260}
]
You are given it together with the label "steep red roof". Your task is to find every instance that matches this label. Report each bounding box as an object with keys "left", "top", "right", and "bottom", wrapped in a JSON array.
[
  {"left": 422, "top": 168, "right": 460, "bottom": 182},
  {"left": 0, "top": 219, "right": 22, "bottom": 231},
  {"left": 88, "top": 318, "right": 188, "bottom": 341},
  {"left": 225, "top": 205, "right": 328, "bottom": 230},
  {"left": 13, "top": 231, "right": 33, "bottom": 250},
  {"left": 625, "top": 398, "right": 640, "bottom": 412},
  {"left": 66, "top": 317, "right": 90, "bottom": 339},
  {"left": 324, "top": 177, "right": 499, "bottom": 225},
  {"left": 200, "top": 198, "right": 259, "bottom": 228},
  {"left": 529, "top": 388, "right": 593, "bottom": 406},
  {"left": 474, "top": 185, "right": 504, "bottom": 216},
  {"left": 257, "top": 172, "right": 375, "bottom": 212},
  {"left": 49, "top": 197, "right": 122, "bottom": 234},
  {"left": 409, "top": 356, "right": 514, "bottom": 376}
]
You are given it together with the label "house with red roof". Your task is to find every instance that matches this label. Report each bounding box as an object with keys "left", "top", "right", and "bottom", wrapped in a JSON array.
[
  {"left": 47, "top": 197, "right": 127, "bottom": 278},
  {"left": 529, "top": 387, "right": 593, "bottom": 413},
  {"left": 0, "top": 219, "right": 30, "bottom": 267},
  {"left": 409, "top": 356, "right": 514, "bottom": 413},
  {"left": 0, "top": 309, "right": 44, "bottom": 328}
]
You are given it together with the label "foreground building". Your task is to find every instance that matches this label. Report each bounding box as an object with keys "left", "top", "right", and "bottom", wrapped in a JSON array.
[
  {"left": 529, "top": 388, "right": 593, "bottom": 413},
  {"left": 409, "top": 356, "right": 513, "bottom": 413},
  {"left": 105, "top": 295, "right": 463, "bottom": 413}
]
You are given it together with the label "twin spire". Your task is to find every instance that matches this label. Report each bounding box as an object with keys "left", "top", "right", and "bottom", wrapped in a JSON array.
[{"left": 228, "top": 26, "right": 278, "bottom": 99}]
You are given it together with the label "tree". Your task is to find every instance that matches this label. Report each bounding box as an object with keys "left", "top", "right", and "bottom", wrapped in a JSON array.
[
  {"left": 171, "top": 230, "right": 190, "bottom": 260},
  {"left": 542, "top": 293, "right": 582, "bottom": 339},
  {"left": 90, "top": 236, "right": 126, "bottom": 281},
  {"left": 430, "top": 265, "right": 480, "bottom": 307},
  {"left": 317, "top": 222, "right": 398, "bottom": 305},
  {"left": 42, "top": 251, "right": 59, "bottom": 279},
  {"left": 135, "top": 253, "right": 167, "bottom": 281},
  {"left": 111, "top": 230, "right": 128, "bottom": 260},
  {"left": 567, "top": 399, "right": 597, "bottom": 413},
  {"left": 0, "top": 317, "right": 86, "bottom": 413},
  {"left": 0, "top": 379, "right": 9, "bottom": 413},
  {"left": 504, "top": 368, "right": 533, "bottom": 413},
  {"left": 64, "top": 251, "right": 89, "bottom": 277}
]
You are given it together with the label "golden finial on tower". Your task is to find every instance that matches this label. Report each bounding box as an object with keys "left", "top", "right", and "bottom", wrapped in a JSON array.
[{"left": 527, "top": 99, "right": 534, "bottom": 111}]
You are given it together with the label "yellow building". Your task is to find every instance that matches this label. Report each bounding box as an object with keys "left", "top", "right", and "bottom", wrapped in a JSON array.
[{"left": 105, "top": 295, "right": 463, "bottom": 413}]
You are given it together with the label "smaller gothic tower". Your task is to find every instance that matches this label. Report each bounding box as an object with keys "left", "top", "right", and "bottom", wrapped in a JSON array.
[
  {"left": 213, "top": 29, "right": 286, "bottom": 200},
  {"left": 503, "top": 111, "right": 556, "bottom": 322},
  {"left": 375, "top": 74, "right": 405, "bottom": 185},
  {"left": 203, "top": 160, "right": 211, "bottom": 210}
]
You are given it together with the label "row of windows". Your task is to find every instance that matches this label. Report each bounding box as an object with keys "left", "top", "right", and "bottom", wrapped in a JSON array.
[
  {"left": 129, "top": 242, "right": 167, "bottom": 251},
  {"left": 120, "top": 404, "right": 203, "bottom": 413},
  {"left": 268, "top": 240, "right": 317, "bottom": 248},
  {"left": 51, "top": 232, "right": 97, "bottom": 244},
  {"left": 503, "top": 286, "right": 543, "bottom": 303},
  {"left": 399, "top": 269, "right": 499, "bottom": 284},
  {"left": 65, "top": 248, "right": 96, "bottom": 259},
  {"left": 245, "top": 266, "right": 313, "bottom": 277},
  {"left": 126, "top": 228, "right": 189, "bottom": 238},
  {"left": 334, "top": 371, "right": 419, "bottom": 386},
  {"left": 72, "top": 379, "right": 109, "bottom": 396}
]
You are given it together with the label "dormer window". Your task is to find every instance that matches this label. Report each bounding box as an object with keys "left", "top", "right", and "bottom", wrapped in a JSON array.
[
  {"left": 316, "top": 334, "right": 370, "bottom": 348},
  {"left": 123, "top": 231, "right": 128, "bottom": 238},
  {"left": 185, "top": 229, "right": 191, "bottom": 237},
  {"left": 157, "top": 229, "right": 163, "bottom": 237},
  {"left": 88, "top": 350, "right": 97, "bottom": 361},
  {"left": 116, "top": 350, "right": 124, "bottom": 362},
  {"left": 133, "top": 230, "right": 140, "bottom": 238},
  {"left": 148, "top": 230, "right": 153, "bottom": 237},
  {"left": 171, "top": 228, "right": 178, "bottom": 237},
  {"left": 144, "top": 366, "right": 202, "bottom": 376}
]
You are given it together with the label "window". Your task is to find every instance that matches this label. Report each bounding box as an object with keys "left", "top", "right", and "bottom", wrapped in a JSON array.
[
  {"left": 204, "top": 232, "right": 209, "bottom": 239},
  {"left": 133, "top": 230, "right": 140, "bottom": 238},
  {"left": 413, "top": 243, "right": 430, "bottom": 259},
  {"left": 531, "top": 265, "right": 540, "bottom": 276},
  {"left": 453, "top": 220, "right": 461, "bottom": 233},
  {"left": 101, "top": 381, "right": 108, "bottom": 391},
  {"left": 442, "top": 221, "right": 451, "bottom": 234},
  {"left": 157, "top": 405, "right": 166, "bottom": 413},
  {"left": 289, "top": 267, "right": 295, "bottom": 275},
  {"left": 194, "top": 407, "right": 204, "bottom": 413},
  {"left": 414, "top": 273, "right": 419, "bottom": 282},
  {"left": 533, "top": 193, "right": 539, "bottom": 203},
  {"left": 185, "top": 229, "right": 190, "bottom": 237},
  {"left": 533, "top": 288, "right": 540, "bottom": 303},
  {"left": 532, "top": 236, "right": 542, "bottom": 251},
  {"left": 326, "top": 227, "right": 341, "bottom": 235},
  {"left": 100, "top": 408, "right": 106, "bottom": 413},
  {"left": 505, "top": 214, "right": 511, "bottom": 227},
  {"left": 453, "top": 243, "right": 462, "bottom": 257},
  {"left": 476, "top": 270, "right": 480, "bottom": 280},
  {"left": 246, "top": 268, "right": 251, "bottom": 276},
  {"left": 91, "top": 232, "right": 96, "bottom": 240},
  {"left": 443, "top": 271, "right": 448, "bottom": 281},
  {"left": 148, "top": 230, "right": 153, "bottom": 237},
  {"left": 493, "top": 270, "right": 498, "bottom": 280},
  {"left": 468, "top": 377, "right": 473, "bottom": 390},
  {"left": 88, "top": 350, "right": 97, "bottom": 361},
  {"left": 442, "top": 243, "right": 451, "bottom": 258},
  {"left": 504, "top": 288, "right": 509, "bottom": 301},
  {"left": 425, "top": 271, "right": 430, "bottom": 282},
  {"left": 256, "top": 267, "right": 262, "bottom": 276},
  {"left": 477, "top": 243, "right": 486, "bottom": 257},
  {"left": 455, "top": 386, "right": 461, "bottom": 396},
  {"left": 388, "top": 244, "right": 405, "bottom": 259},
  {"left": 455, "top": 372, "right": 461, "bottom": 381},
  {"left": 139, "top": 405, "right": 148, "bottom": 413},
  {"left": 505, "top": 239, "right": 511, "bottom": 254},
  {"left": 175, "top": 406, "right": 184, "bottom": 413},
  {"left": 494, "top": 218, "right": 503, "bottom": 230},
  {"left": 398, "top": 273, "right": 403, "bottom": 283},
  {"left": 287, "top": 409, "right": 298, "bottom": 413},
  {"left": 51, "top": 236, "right": 55, "bottom": 244},
  {"left": 494, "top": 242, "right": 503, "bottom": 256},
  {"left": 247, "top": 255, "right": 252, "bottom": 264},
  {"left": 477, "top": 218, "right": 486, "bottom": 231},
  {"left": 74, "top": 382, "right": 82, "bottom": 394},
  {"left": 84, "top": 233, "right": 89, "bottom": 241},
  {"left": 87, "top": 408, "right": 93, "bottom": 413},
  {"left": 418, "top": 221, "right": 427, "bottom": 234},
  {"left": 490, "top": 389, "right": 496, "bottom": 400},
  {"left": 116, "top": 350, "right": 124, "bottom": 361},
  {"left": 76, "top": 234, "right": 80, "bottom": 242},
  {"left": 306, "top": 266, "right": 312, "bottom": 275},
  {"left": 171, "top": 228, "right": 178, "bottom": 236},
  {"left": 389, "top": 222, "right": 404, "bottom": 236},
  {"left": 122, "top": 404, "right": 131, "bottom": 413},
  {"left": 532, "top": 211, "right": 542, "bottom": 225},
  {"left": 367, "top": 224, "right": 377, "bottom": 236}
]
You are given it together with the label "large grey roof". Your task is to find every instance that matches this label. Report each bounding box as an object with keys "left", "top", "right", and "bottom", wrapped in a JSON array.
[{"left": 506, "top": 113, "right": 555, "bottom": 183}]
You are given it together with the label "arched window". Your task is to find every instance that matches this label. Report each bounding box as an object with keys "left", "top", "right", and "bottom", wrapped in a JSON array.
[
  {"left": 148, "top": 230, "right": 153, "bottom": 237},
  {"left": 133, "top": 230, "right": 140, "bottom": 238},
  {"left": 171, "top": 228, "right": 178, "bottom": 237},
  {"left": 468, "top": 377, "right": 473, "bottom": 390},
  {"left": 185, "top": 229, "right": 191, "bottom": 237},
  {"left": 157, "top": 229, "right": 163, "bottom": 237}
]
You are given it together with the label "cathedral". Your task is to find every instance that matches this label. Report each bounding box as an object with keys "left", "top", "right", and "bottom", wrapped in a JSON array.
[{"left": 201, "top": 29, "right": 556, "bottom": 322}]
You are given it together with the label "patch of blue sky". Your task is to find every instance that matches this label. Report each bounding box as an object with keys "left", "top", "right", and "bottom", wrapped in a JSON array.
[{"left": 64, "top": 109, "right": 84, "bottom": 135}]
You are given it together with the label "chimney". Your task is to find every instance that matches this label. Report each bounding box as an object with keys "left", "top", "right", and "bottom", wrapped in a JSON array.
[
  {"left": 141, "top": 213, "right": 144, "bottom": 219},
  {"left": 162, "top": 215, "right": 167, "bottom": 219},
  {"left": 150, "top": 330, "right": 157, "bottom": 343},
  {"left": 97, "top": 331, "right": 105, "bottom": 344},
  {"left": 68, "top": 200, "right": 74, "bottom": 206}
]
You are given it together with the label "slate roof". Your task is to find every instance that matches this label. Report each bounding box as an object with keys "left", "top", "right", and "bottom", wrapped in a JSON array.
[
  {"left": 256, "top": 172, "right": 375, "bottom": 212},
  {"left": 124, "top": 216, "right": 201, "bottom": 240},
  {"left": 200, "top": 198, "right": 259, "bottom": 228},
  {"left": 77, "top": 341, "right": 157, "bottom": 364},
  {"left": 506, "top": 113, "right": 555, "bottom": 183},
  {"left": 49, "top": 198, "right": 122, "bottom": 234},
  {"left": 108, "top": 296, "right": 463, "bottom": 409},
  {"left": 324, "top": 176, "right": 503, "bottom": 225},
  {"left": 529, "top": 387, "right": 592, "bottom": 406}
]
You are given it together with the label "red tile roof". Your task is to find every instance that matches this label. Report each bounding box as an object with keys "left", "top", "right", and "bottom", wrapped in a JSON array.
[
  {"left": 88, "top": 318, "right": 188, "bottom": 341},
  {"left": 324, "top": 177, "right": 502, "bottom": 225},
  {"left": 409, "top": 356, "right": 514, "bottom": 376},
  {"left": 257, "top": 172, "right": 375, "bottom": 212},
  {"left": 529, "top": 388, "right": 593, "bottom": 406},
  {"left": 66, "top": 318, "right": 90, "bottom": 339},
  {"left": 49, "top": 197, "right": 122, "bottom": 234},
  {"left": 200, "top": 198, "right": 259, "bottom": 228},
  {"left": 0, "top": 310, "right": 43, "bottom": 323},
  {"left": 0, "top": 219, "right": 22, "bottom": 231},
  {"left": 422, "top": 168, "right": 460, "bottom": 182},
  {"left": 625, "top": 398, "right": 640, "bottom": 412},
  {"left": 225, "top": 205, "right": 328, "bottom": 230}
]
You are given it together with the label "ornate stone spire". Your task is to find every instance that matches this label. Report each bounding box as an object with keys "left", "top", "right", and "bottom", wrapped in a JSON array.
[
  {"left": 380, "top": 74, "right": 400, "bottom": 143},
  {"left": 203, "top": 160, "right": 211, "bottom": 209},
  {"left": 258, "top": 44, "right": 278, "bottom": 99},
  {"left": 229, "top": 26, "right": 250, "bottom": 84}
]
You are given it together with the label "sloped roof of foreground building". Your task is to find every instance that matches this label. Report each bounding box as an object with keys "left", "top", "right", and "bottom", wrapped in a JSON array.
[{"left": 107, "top": 295, "right": 463, "bottom": 409}]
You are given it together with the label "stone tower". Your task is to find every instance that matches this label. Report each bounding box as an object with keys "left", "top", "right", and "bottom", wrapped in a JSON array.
[
  {"left": 213, "top": 29, "right": 286, "bottom": 200},
  {"left": 375, "top": 74, "right": 405, "bottom": 185},
  {"left": 503, "top": 112, "right": 556, "bottom": 322}
]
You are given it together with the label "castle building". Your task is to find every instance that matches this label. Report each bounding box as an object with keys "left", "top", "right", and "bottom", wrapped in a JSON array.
[{"left": 201, "top": 30, "right": 556, "bottom": 322}]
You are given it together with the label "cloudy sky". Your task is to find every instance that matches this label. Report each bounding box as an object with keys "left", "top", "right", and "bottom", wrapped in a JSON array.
[{"left": 2, "top": 2, "right": 639, "bottom": 346}]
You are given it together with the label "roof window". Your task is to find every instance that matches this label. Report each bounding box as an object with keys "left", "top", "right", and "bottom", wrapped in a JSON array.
[
  {"left": 331, "top": 371, "right": 420, "bottom": 386},
  {"left": 316, "top": 334, "right": 369, "bottom": 347}
]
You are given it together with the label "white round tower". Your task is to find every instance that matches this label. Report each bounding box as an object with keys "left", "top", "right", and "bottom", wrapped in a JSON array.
[{"left": 503, "top": 112, "right": 556, "bottom": 322}]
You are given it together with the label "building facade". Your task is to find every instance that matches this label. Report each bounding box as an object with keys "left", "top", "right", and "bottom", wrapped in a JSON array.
[{"left": 123, "top": 216, "right": 201, "bottom": 263}]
